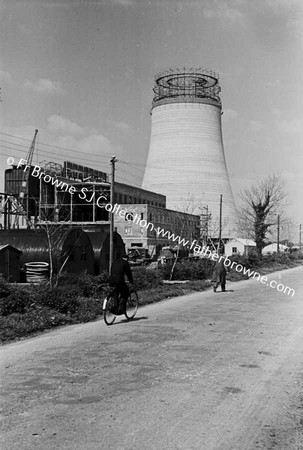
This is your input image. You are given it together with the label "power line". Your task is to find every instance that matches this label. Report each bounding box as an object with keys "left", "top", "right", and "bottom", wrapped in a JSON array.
[
  {"left": 0, "top": 132, "right": 111, "bottom": 159},
  {"left": 0, "top": 144, "right": 112, "bottom": 169}
]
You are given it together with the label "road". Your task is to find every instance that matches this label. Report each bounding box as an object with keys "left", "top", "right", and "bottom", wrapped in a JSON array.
[{"left": 1, "top": 266, "right": 303, "bottom": 450}]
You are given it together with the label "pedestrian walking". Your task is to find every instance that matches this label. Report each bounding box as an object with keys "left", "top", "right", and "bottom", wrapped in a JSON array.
[{"left": 211, "top": 250, "right": 227, "bottom": 292}]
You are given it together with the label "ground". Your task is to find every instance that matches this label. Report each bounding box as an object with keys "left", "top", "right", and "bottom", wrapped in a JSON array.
[{"left": 0, "top": 266, "right": 303, "bottom": 449}]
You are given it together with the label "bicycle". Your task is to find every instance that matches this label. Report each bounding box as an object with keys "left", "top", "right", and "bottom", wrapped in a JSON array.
[{"left": 103, "top": 285, "right": 139, "bottom": 326}]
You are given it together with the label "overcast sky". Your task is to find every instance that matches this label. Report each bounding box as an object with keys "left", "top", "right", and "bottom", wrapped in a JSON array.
[{"left": 0, "top": 0, "right": 302, "bottom": 231}]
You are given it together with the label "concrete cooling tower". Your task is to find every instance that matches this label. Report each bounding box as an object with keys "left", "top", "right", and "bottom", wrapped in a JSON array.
[{"left": 142, "top": 68, "right": 237, "bottom": 238}]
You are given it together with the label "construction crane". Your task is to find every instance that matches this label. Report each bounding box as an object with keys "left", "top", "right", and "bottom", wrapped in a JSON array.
[
  {"left": 17, "top": 129, "right": 39, "bottom": 227},
  {"left": 19, "top": 129, "right": 39, "bottom": 218}
]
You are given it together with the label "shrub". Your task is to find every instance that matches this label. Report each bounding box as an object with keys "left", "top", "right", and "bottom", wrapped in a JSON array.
[
  {"left": 73, "top": 297, "right": 103, "bottom": 322},
  {"left": 159, "top": 258, "right": 214, "bottom": 281},
  {"left": 56, "top": 272, "right": 108, "bottom": 297},
  {"left": 0, "top": 290, "right": 34, "bottom": 316},
  {"left": 0, "top": 279, "right": 11, "bottom": 299},
  {"left": 35, "top": 286, "right": 80, "bottom": 315},
  {"left": 132, "top": 267, "right": 163, "bottom": 290},
  {"left": 0, "top": 308, "right": 73, "bottom": 342}
]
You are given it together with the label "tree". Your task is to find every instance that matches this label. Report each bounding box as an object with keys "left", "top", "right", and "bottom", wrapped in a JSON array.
[{"left": 237, "top": 175, "right": 287, "bottom": 254}]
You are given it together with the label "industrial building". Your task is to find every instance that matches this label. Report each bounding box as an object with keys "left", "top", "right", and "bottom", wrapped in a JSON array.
[
  {"left": 114, "top": 203, "right": 200, "bottom": 256},
  {"left": 142, "top": 68, "right": 237, "bottom": 238},
  {"left": 0, "top": 160, "right": 200, "bottom": 278},
  {"left": 2, "top": 161, "right": 166, "bottom": 228}
]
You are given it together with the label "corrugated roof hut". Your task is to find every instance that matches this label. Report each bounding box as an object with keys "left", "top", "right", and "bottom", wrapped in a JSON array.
[
  {"left": 86, "top": 231, "right": 125, "bottom": 274},
  {"left": 0, "top": 244, "right": 22, "bottom": 282},
  {"left": 0, "top": 228, "right": 94, "bottom": 275}
]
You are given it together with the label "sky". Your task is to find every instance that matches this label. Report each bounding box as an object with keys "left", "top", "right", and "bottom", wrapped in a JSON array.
[{"left": 0, "top": 0, "right": 302, "bottom": 236}]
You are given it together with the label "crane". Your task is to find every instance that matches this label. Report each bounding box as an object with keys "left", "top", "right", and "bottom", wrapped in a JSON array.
[{"left": 19, "top": 129, "right": 39, "bottom": 218}]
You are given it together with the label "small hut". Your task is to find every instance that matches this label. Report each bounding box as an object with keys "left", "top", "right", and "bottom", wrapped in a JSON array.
[{"left": 0, "top": 244, "right": 22, "bottom": 282}]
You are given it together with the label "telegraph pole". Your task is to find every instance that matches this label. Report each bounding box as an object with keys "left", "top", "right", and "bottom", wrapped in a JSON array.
[
  {"left": 109, "top": 156, "right": 117, "bottom": 273},
  {"left": 218, "top": 194, "right": 222, "bottom": 252},
  {"left": 277, "top": 214, "right": 280, "bottom": 255}
]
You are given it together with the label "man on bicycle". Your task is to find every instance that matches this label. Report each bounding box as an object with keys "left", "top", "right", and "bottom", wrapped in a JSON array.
[{"left": 109, "top": 254, "right": 134, "bottom": 314}]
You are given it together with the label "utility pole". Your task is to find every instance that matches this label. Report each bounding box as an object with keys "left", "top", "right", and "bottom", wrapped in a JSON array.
[
  {"left": 277, "top": 214, "right": 280, "bottom": 256},
  {"left": 218, "top": 194, "right": 222, "bottom": 252},
  {"left": 109, "top": 156, "right": 117, "bottom": 273}
]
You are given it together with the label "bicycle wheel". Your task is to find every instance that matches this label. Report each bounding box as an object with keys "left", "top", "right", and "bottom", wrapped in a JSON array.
[
  {"left": 125, "top": 290, "right": 138, "bottom": 320},
  {"left": 103, "top": 294, "right": 116, "bottom": 326}
]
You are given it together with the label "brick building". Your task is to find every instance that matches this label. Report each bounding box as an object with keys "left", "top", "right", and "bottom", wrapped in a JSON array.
[{"left": 114, "top": 203, "right": 200, "bottom": 256}]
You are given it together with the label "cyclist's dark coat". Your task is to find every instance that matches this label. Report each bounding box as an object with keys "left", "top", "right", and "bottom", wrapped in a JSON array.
[
  {"left": 109, "top": 258, "right": 133, "bottom": 305},
  {"left": 109, "top": 258, "right": 133, "bottom": 285}
]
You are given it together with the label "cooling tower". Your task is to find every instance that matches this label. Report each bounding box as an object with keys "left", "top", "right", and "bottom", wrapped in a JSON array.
[{"left": 142, "top": 68, "right": 237, "bottom": 238}]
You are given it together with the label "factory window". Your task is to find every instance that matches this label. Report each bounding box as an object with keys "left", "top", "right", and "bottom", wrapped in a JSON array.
[
  {"left": 149, "top": 213, "right": 152, "bottom": 221},
  {"left": 141, "top": 213, "right": 144, "bottom": 220},
  {"left": 125, "top": 212, "right": 133, "bottom": 221},
  {"left": 125, "top": 226, "right": 133, "bottom": 235},
  {"left": 232, "top": 247, "right": 238, "bottom": 253}
]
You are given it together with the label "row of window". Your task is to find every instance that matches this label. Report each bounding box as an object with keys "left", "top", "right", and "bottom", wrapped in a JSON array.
[
  {"left": 123, "top": 210, "right": 198, "bottom": 227},
  {"left": 115, "top": 192, "right": 165, "bottom": 208}
]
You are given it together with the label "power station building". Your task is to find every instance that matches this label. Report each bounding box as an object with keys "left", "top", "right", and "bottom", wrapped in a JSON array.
[
  {"left": 1, "top": 161, "right": 199, "bottom": 256},
  {"left": 142, "top": 68, "right": 237, "bottom": 238}
]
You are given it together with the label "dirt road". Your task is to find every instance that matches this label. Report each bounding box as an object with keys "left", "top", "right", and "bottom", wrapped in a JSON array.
[{"left": 1, "top": 266, "right": 303, "bottom": 449}]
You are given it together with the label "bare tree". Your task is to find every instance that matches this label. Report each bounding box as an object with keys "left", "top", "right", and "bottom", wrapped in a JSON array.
[{"left": 237, "top": 175, "right": 287, "bottom": 254}]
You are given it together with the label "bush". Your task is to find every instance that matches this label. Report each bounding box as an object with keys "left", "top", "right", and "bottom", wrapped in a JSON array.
[
  {"left": 159, "top": 258, "right": 214, "bottom": 280},
  {"left": 0, "top": 290, "right": 34, "bottom": 316},
  {"left": 35, "top": 286, "right": 80, "bottom": 315},
  {"left": 132, "top": 267, "right": 163, "bottom": 290},
  {"left": 0, "top": 279, "right": 11, "bottom": 299},
  {"left": 0, "top": 308, "right": 73, "bottom": 342},
  {"left": 72, "top": 297, "right": 103, "bottom": 322},
  {"left": 56, "top": 272, "right": 106, "bottom": 297}
]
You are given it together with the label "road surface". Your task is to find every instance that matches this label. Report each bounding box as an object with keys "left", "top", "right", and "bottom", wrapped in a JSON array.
[{"left": 1, "top": 266, "right": 303, "bottom": 449}]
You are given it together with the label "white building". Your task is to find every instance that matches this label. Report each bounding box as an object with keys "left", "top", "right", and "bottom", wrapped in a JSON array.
[{"left": 225, "top": 238, "right": 256, "bottom": 256}]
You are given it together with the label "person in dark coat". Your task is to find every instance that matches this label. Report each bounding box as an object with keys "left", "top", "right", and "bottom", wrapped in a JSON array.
[
  {"left": 109, "top": 255, "right": 133, "bottom": 313},
  {"left": 211, "top": 251, "right": 227, "bottom": 292}
]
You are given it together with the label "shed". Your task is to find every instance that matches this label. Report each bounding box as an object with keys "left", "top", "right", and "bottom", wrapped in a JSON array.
[
  {"left": 86, "top": 231, "right": 125, "bottom": 274},
  {"left": 225, "top": 238, "right": 256, "bottom": 257},
  {"left": 0, "top": 244, "right": 22, "bottom": 282},
  {"left": 0, "top": 228, "right": 94, "bottom": 275},
  {"left": 262, "top": 243, "right": 289, "bottom": 254}
]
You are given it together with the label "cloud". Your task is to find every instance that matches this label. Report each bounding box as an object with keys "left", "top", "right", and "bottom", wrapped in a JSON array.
[
  {"left": 47, "top": 115, "right": 88, "bottom": 137},
  {"left": 111, "top": 0, "right": 135, "bottom": 5},
  {"left": 272, "top": 108, "right": 282, "bottom": 117},
  {"left": 24, "top": 78, "right": 66, "bottom": 95},
  {"left": 266, "top": 79, "right": 281, "bottom": 88},
  {"left": 112, "top": 120, "right": 131, "bottom": 131},
  {"left": 223, "top": 108, "right": 238, "bottom": 120},
  {"left": 249, "top": 120, "right": 264, "bottom": 131},
  {"left": 0, "top": 70, "right": 13, "bottom": 83},
  {"left": 203, "top": 0, "right": 245, "bottom": 24},
  {"left": 276, "top": 119, "right": 303, "bottom": 134}
]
